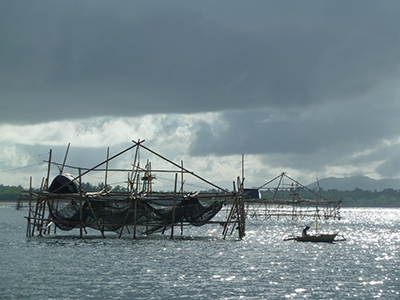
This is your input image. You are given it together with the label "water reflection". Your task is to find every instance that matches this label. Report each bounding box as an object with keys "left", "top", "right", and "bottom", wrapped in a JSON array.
[{"left": 1, "top": 206, "right": 400, "bottom": 299}]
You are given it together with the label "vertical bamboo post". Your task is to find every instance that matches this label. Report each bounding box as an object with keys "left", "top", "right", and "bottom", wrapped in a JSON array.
[
  {"left": 38, "top": 176, "right": 47, "bottom": 236},
  {"left": 130, "top": 148, "right": 140, "bottom": 239},
  {"left": 45, "top": 149, "right": 52, "bottom": 191},
  {"left": 223, "top": 182, "right": 237, "bottom": 239},
  {"left": 79, "top": 168, "right": 83, "bottom": 238},
  {"left": 181, "top": 160, "right": 184, "bottom": 235},
  {"left": 105, "top": 147, "right": 109, "bottom": 191},
  {"left": 39, "top": 197, "right": 46, "bottom": 236},
  {"left": 40, "top": 177, "right": 44, "bottom": 192},
  {"left": 145, "top": 160, "right": 149, "bottom": 192},
  {"left": 32, "top": 200, "right": 39, "bottom": 237},
  {"left": 129, "top": 144, "right": 140, "bottom": 192},
  {"left": 146, "top": 159, "right": 150, "bottom": 192},
  {"left": 242, "top": 154, "right": 244, "bottom": 183},
  {"left": 53, "top": 199, "right": 58, "bottom": 234},
  {"left": 60, "top": 143, "right": 70, "bottom": 174},
  {"left": 127, "top": 174, "right": 130, "bottom": 192},
  {"left": 223, "top": 183, "right": 239, "bottom": 239},
  {"left": 229, "top": 182, "right": 239, "bottom": 236},
  {"left": 79, "top": 198, "right": 83, "bottom": 238},
  {"left": 181, "top": 160, "right": 184, "bottom": 195},
  {"left": 237, "top": 176, "right": 245, "bottom": 239},
  {"left": 26, "top": 177, "right": 33, "bottom": 237},
  {"left": 133, "top": 191, "right": 138, "bottom": 239},
  {"left": 31, "top": 191, "right": 41, "bottom": 237},
  {"left": 170, "top": 173, "right": 178, "bottom": 239},
  {"left": 136, "top": 162, "right": 141, "bottom": 193}
]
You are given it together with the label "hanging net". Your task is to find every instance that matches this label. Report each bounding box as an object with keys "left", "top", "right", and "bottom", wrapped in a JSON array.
[{"left": 47, "top": 174, "right": 224, "bottom": 234}]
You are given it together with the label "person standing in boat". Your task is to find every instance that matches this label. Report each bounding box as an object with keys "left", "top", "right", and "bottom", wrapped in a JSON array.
[{"left": 302, "top": 226, "right": 310, "bottom": 237}]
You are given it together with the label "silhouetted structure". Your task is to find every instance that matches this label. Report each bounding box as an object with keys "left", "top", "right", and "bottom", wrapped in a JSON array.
[
  {"left": 245, "top": 173, "right": 341, "bottom": 220},
  {"left": 25, "top": 140, "right": 246, "bottom": 240}
]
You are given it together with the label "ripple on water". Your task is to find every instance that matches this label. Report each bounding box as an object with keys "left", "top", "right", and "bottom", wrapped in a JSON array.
[{"left": 1, "top": 207, "right": 400, "bottom": 299}]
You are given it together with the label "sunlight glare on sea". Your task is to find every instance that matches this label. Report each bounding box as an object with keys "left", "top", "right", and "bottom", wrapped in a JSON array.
[{"left": 0, "top": 206, "right": 399, "bottom": 299}]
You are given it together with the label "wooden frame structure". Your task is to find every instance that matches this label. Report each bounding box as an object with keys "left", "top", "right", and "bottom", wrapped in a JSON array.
[
  {"left": 24, "top": 141, "right": 340, "bottom": 240},
  {"left": 244, "top": 172, "right": 341, "bottom": 220},
  {"left": 25, "top": 140, "right": 246, "bottom": 240}
]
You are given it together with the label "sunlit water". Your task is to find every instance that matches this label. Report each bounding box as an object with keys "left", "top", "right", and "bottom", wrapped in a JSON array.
[{"left": 0, "top": 205, "right": 399, "bottom": 299}]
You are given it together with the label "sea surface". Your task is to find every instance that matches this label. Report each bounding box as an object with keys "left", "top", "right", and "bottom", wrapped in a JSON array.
[{"left": 0, "top": 204, "right": 399, "bottom": 299}]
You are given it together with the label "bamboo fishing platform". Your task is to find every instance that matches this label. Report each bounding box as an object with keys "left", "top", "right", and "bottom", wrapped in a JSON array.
[
  {"left": 244, "top": 172, "right": 341, "bottom": 221},
  {"left": 25, "top": 140, "right": 246, "bottom": 240},
  {"left": 24, "top": 140, "right": 341, "bottom": 240}
]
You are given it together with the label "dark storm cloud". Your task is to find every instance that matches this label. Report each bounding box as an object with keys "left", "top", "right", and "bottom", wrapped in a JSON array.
[
  {"left": 1, "top": 1, "right": 400, "bottom": 124},
  {"left": 375, "top": 146, "right": 400, "bottom": 178},
  {"left": 188, "top": 96, "right": 400, "bottom": 157}
]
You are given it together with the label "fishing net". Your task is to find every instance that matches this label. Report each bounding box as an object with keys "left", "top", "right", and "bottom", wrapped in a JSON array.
[{"left": 47, "top": 174, "right": 224, "bottom": 234}]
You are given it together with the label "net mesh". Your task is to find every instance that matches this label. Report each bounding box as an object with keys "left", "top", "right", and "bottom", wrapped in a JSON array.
[{"left": 47, "top": 174, "right": 224, "bottom": 234}]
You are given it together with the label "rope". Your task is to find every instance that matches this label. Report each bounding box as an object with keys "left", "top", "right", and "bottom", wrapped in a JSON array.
[
  {"left": 0, "top": 152, "right": 49, "bottom": 164},
  {"left": 0, "top": 162, "right": 45, "bottom": 173}
]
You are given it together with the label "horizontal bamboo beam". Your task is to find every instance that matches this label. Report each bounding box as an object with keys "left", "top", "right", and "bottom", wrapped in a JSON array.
[
  {"left": 45, "top": 161, "right": 198, "bottom": 173},
  {"left": 25, "top": 216, "right": 238, "bottom": 228}
]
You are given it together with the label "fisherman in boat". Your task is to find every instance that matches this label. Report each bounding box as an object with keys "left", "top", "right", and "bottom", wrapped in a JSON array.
[{"left": 302, "top": 226, "right": 310, "bottom": 237}]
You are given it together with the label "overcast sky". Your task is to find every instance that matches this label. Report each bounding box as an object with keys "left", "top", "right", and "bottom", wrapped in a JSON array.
[{"left": 1, "top": 0, "right": 400, "bottom": 190}]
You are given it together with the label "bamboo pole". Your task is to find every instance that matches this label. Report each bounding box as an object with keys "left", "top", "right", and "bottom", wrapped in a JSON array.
[
  {"left": 45, "top": 149, "right": 52, "bottom": 191},
  {"left": 47, "top": 162, "right": 199, "bottom": 173},
  {"left": 31, "top": 196, "right": 41, "bottom": 237},
  {"left": 79, "top": 197, "right": 83, "bottom": 238},
  {"left": 242, "top": 154, "right": 244, "bottom": 183},
  {"left": 180, "top": 160, "right": 184, "bottom": 235},
  {"left": 133, "top": 196, "right": 138, "bottom": 239},
  {"left": 228, "top": 182, "right": 239, "bottom": 237},
  {"left": 39, "top": 196, "right": 47, "bottom": 236},
  {"left": 38, "top": 176, "right": 48, "bottom": 236},
  {"left": 181, "top": 160, "right": 184, "bottom": 195},
  {"left": 257, "top": 173, "right": 283, "bottom": 190},
  {"left": 133, "top": 159, "right": 141, "bottom": 238},
  {"left": 79, "top": 168, "right": 83, "bottom": 238},
  {"left": 26, "top": 177, "right": 33, "bottom": 237},
  {"left": 149, "top": 161, "right": 153, "bottom": 192},
  {"left": 170, "top": 173, "right": 178, "bottom": 239},
  {"left": 60, "top": 143, "right": 70, "bottom": 174},
  {"left": 231, "top": 180, "right": 241, "bottom": 236},
  {"left": 223, "top": 182, "right": 239, "bottom": 239},
  {"left": 238, "top": 177, "right": 245, "bottom": 239},
  {"left": 105, "top": 147, "right": 109, "bottom": 191}
]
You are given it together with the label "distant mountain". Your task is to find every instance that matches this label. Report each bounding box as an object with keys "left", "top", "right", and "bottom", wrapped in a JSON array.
[{"left": 307, "top": 176, "right": 400, "bottom": 191}]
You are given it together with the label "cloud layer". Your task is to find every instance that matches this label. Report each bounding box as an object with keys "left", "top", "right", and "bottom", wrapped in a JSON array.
[
  {"left": 2, "top": 1, "right": 400, "bottom": 123},
  {"left": 2, "top": 1, "right": 400, "bottom": 188}
]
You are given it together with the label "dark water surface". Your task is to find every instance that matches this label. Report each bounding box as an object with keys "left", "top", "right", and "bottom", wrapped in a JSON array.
[{"left": 0, "top": 205, "right": 399, "bottom": 299}]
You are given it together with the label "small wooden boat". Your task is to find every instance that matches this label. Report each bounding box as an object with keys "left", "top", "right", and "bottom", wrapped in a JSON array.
[
  {"left": 284, "top": 221, "right": 345, "bottom": 243},
  {"left": 284, "top": 233, "right": 338, "bottom": 243}
]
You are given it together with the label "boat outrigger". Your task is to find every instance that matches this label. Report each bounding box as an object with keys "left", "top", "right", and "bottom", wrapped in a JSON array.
[{"left": 284, "top": 221, "right": 345, "bottom": 243}]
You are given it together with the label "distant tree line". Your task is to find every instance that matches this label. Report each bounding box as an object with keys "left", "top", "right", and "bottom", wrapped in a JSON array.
[
  {"left": 0, "top": 184, "right": 25, "bottom": 201},
  {"left": 79, "top": 182, "right": 127, "bottom": 192},
  {"left": 0, "top": 182, "right": 127, "bottom": 201},
  {"left": 1, "top": 183, "right": 400, "bottom": 207}
]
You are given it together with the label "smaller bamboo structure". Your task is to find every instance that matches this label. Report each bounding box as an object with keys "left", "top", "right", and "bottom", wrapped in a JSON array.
[
  {"left": 244, "top": 172, "right": 341, "bottom": 220},
  {"left": 25, "top": 140, "right": 246, "bottom": 240}
]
